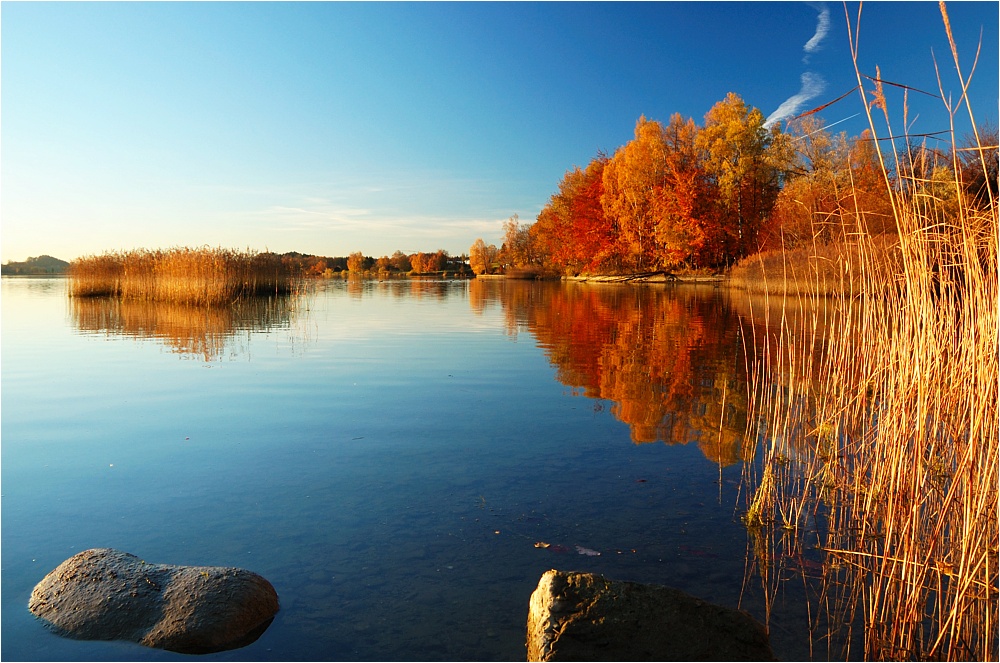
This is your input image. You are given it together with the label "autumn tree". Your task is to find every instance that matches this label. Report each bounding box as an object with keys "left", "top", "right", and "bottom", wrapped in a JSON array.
[
  {"left": 531, "top": 154, "right": 617, "bottom": 274},
  {"left": 847, "top": 130, "right": 896, "bottom": 235},
  {"left": 469, "top": 238, "right": 499, "bottom": 275},
  {"left": 374, "top": 255, "right": 393, "bottom": 275},
  {"left": 600, "top": 114, "right": 728, "bottom": 270},
  {"left": 428, "top": 249, "right": 449, "bottom": 272},
  {"left": 389, "top": 250, "right": 411, "bottom": 272},
  {"left": 602, "top": 116, "right": 669, "bottom": 271},
  {"left": 409, "top": 250, "right": 449, "bottom": 274},
  {"left": 651, "top": 113, "right": 725, "bottom": 267},
  {"left": 410, "top": 252, "right": 428, "bottom": 273},
  {"left": 347, "top": 252, "right": 368, "bottom": 273},
  {"left": 764, "top": 116, "right": 853, "bottom": 248},
  {"left": 696, "top": 93, "right": 788, "bottom": 259},
  {"left": 499, "top": 214, "right": 535, "bottom": 268},
  {"left": 306, "top": 259, "right": 329, "bottom": 276}
]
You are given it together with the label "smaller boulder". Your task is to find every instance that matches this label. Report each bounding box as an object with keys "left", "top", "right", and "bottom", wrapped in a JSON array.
[
  {"left": 527, "top": 569, "right": 774, "bottom": 661},
  {"left": 29, "top": 548, "right": 278, "bottom": 654}
]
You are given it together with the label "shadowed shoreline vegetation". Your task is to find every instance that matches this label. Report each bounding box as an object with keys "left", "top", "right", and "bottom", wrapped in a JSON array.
[{"left": 68, "top": 248, "right": 294, "bottom": 305}]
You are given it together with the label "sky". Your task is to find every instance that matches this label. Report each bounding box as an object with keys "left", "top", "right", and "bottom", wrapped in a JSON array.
[{"left": 2, "top": 1, "right": 997, "bottom": 263}]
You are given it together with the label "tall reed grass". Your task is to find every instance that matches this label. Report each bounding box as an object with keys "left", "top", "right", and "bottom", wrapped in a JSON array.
[
  {"left": 728, "top": 234, "right": 904, "bottom": 296},
  {"left": 741, "top": 6, "right": 998, "bottom": 660},
  {"left": 68, "top": 248, "right": 294, "bottom": 305}
]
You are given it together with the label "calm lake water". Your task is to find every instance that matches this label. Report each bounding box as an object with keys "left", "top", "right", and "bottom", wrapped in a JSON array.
[{"left": 2, "top": 276, "right": 822, "bottom": 661}]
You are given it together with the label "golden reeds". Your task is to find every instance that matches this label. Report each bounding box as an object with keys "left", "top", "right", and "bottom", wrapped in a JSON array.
[
  {"left": 68, "top": 247, "right": 294, "bottom": 305},
  {"left": 728, "top": 234, "right": 904, "bottom": 296},
  {"left": 741, "top": 5, "right": 998, "bottom": 660}
]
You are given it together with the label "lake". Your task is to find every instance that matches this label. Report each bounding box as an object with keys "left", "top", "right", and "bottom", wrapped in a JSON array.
[{"left": 1, "top": 276, "right": 823, "bottom": 661}]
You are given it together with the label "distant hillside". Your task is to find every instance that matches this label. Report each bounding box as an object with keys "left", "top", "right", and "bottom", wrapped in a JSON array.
[{"left": 1, "top": 255, "right": 70, "bottom": 275}]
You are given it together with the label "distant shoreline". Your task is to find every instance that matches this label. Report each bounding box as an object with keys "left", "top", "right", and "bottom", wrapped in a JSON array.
[
  {"left": 476, "top": 273, "right": 725, "bottom": 285},
  {"left": 563, "top": 273, "right": 724, "bottom": 284}
]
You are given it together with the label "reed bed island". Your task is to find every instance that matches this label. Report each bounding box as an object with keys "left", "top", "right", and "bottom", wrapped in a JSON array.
[{"left": 68, "top": 248, "right": 295, "bottom": 306}]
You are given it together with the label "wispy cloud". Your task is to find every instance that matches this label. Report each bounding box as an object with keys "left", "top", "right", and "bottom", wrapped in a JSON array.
[
  {"left": 191, "top": 169, "right": 530, "bottom": 254},
  {"left": 764, "top": 2, "right": 830, "bottom": 129},
  {"left": 232, "top": 191, "right": 512, "bottom": 255},
  {"left": 764, "top": 72, "right": 827, "bottom": 128},
  {"left": 802, "top": 2, "right": 831, "bottom": 60}
]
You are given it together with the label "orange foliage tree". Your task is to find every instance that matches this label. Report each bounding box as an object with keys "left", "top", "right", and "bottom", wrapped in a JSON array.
[
  {"left": 410, "top": 250, "right": 449, "bottom": 274},
  {"left": 530, "top": 91, "right": 800, "bottom": 272},
  {"left": 847, "top": 130, "right": 896, "bottom": 235},
  {"left": 531, "top": 154, "right": 618, "bottom": 274},
  {"left": 347, "top": 252, "right": 368, "bottom": 273},
  {"left": 651, "top": 114, "right": 726, "bottom": 266},
  {"left": 499, "top": 215, "right": 537, "bottom": 268},
  {"left": 601, "top": 116, "right": 669, "bottom": 271},
  {"left": 763, "top": 116, "right": 852, "bottom": 249}
]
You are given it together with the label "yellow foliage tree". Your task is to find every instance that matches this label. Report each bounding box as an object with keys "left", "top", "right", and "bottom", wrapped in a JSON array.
[
  {"left": 601, "top": 116, "right": 668, "bottom": 271},
  {"left": 696, "top": 93, "right": 787, "bottom": 257},
  {"left": 347, "top": 251, "right": 366, "bottom": 273},
  {"left": 469, "top": 238, "right": 499, "bottom": 275}
]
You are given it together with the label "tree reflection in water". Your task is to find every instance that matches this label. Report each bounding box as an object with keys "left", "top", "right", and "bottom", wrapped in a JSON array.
[{"left": 470, "top": 280, "right": 753, "bottom": 466}]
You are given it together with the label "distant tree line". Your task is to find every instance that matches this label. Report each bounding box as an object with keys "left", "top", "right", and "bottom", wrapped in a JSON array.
[
  {"left": 2, "top": 255, "right": 70, "bottom": 275},
  {"left": 470, "top": 92, "right": 997, "bottom": 275},
  {"left": 281, "top": 249, "right": 471, "bottom": 278},
  {"left": 4, "top": 251, "right": 473, "bottom": 279}
]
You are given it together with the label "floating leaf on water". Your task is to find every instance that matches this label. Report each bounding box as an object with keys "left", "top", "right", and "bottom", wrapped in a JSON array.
[
  {"left": 575, "top": 546, "right": 601, "bottom": 556},
  {"left": 534, "top": 542, "right": 551, "bottom": 549},
  {"left": 678, "top": 544, "right": 719, "bottom": 558}
]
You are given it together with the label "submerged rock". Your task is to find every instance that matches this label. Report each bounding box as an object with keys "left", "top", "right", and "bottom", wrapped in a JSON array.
[
  {"left": 526, "top": 569, "right": 774, "bottom": 661},
  {"left": 29, "top": 548, "right": 278, "bottom": 654}
]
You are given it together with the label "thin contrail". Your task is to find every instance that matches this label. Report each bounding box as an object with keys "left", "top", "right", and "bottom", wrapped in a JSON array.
[
  {"left": 818, "top": 112, "right": 860, "bottom": 131},
  {"left": 791, "top": 113, "right": 862, "bottom": 141}
]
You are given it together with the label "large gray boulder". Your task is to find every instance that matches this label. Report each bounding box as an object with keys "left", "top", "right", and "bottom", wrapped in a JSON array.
[
  {"left": 29, "top": 548, "right": 279, "bottom": 654},
  {"left": 527, "top": 569, "right": 774, "bottom": 661}
]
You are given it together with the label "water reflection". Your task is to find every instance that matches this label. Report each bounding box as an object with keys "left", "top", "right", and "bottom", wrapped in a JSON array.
[
  {"left": 70, "top": 295, "right": 299, "bottom": 361},
  {"left": 344, "top": 276, "right": 469, "bottom": 301},
  {"left": 8, "top": 276, "right": 66, "bottom": 296},
  {"left": 471, "top": 280, "right": 753, "bottom": 465}
]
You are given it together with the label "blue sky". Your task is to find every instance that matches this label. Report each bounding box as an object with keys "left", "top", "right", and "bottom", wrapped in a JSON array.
[{"left": 2, "top": 1, "right": 997, "bottom": 263}]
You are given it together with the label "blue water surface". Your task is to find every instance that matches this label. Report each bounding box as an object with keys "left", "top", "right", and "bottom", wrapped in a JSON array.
[{"left": 2, "top": 277, "right": 814, "bottom": 661}]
